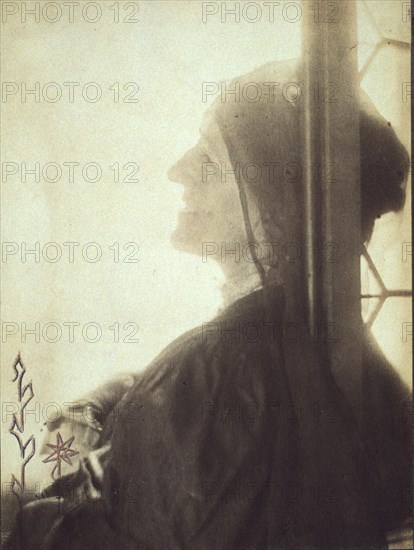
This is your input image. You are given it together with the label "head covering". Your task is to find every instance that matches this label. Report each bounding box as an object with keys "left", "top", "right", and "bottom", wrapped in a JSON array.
[{"left": 198, "top": 58, "right": 409, "bottom": 306}]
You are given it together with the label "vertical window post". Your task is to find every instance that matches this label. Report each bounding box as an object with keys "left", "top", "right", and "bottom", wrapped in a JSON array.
[{"left": 300, "top": 0, "right": 363, "bottom": 424}]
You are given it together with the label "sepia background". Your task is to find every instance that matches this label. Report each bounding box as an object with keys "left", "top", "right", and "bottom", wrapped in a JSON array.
[{"left": 1, "top": 0, "right": 411, "bottom": 528}]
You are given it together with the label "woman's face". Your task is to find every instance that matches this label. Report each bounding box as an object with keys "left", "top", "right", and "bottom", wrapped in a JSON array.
[{"left": 168, "top": 137, "right": 245, "bottom": 256}]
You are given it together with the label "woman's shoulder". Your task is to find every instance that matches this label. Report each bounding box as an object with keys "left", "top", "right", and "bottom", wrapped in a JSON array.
[
  {"left": 124, "top": 289, "right": 282, "bottom": 400},
  {"left": 149, "top": 290, "right": 267, "bottom": 356}
]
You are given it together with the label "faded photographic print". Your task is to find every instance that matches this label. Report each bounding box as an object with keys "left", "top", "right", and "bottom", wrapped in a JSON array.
[{"left": 1, "top": 1, "right": 412, "bottom": 549}]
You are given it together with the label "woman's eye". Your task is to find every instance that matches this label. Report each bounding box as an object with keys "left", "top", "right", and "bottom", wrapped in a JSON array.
[{"left": 202, "top": 153, "right": 213, "bottom": 164}]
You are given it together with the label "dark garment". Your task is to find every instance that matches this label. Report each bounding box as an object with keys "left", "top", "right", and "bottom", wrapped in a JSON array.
[
  {"left": 5, "top": 289, "right": 411, "bottom": 550},
  {"left": 104, "top": 288, "right": 410, "bottom": 549}
]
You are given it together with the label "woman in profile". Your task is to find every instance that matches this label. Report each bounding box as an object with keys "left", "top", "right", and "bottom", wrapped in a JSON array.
[{"left": 6, "top": 60, "right": 411, "bottom": 550}]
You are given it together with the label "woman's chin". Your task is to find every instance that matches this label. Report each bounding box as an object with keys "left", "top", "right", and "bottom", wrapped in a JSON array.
[{"left": 170, "top": 226, "right": 201, "bottom": 255}]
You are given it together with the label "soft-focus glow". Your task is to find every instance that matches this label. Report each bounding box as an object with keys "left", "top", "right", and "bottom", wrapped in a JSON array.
[
  {"left": 1, "top": 1, "right": 301, "bottom": 483},
  {"left": 1, "top": 0, "right": 410, "bottom": 494}
]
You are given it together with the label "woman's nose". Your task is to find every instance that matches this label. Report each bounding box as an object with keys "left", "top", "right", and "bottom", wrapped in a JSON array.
[
  {"left": 168, "top": 147, "right": 199, "bottom": 184},
  {"left": 167, "top": 159, "right": 183, "bottom": 183}
]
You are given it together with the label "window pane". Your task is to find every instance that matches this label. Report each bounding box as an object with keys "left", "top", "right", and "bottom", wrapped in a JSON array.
[{"left": 358, "top": 0, "right": 411, "bottom": 386}]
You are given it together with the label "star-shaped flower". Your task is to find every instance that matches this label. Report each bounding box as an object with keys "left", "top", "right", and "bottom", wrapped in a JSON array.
[{"left": 43, "top": 432, "right": 79, "bottom": 480}]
